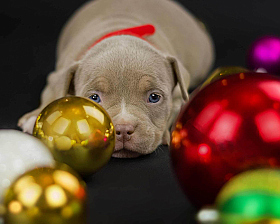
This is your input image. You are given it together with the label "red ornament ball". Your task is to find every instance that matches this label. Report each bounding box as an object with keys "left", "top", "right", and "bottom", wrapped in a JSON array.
[{"left": 170, "top": 72, "right": 280, "bottom": 208}]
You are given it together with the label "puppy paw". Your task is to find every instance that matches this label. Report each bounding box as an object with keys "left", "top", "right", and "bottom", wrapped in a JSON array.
[{"left": 18, "top": 109, "right": 41, "bottom": 134}]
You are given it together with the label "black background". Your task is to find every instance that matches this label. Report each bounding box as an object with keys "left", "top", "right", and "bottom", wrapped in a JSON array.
[{"left": 1, "top": 0, "right": 280, "bottom": 223}]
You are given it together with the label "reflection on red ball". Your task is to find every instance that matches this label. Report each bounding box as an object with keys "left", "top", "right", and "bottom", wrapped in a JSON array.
[{"left": 170, "top": 72, "right": 280, "bottom": 208}]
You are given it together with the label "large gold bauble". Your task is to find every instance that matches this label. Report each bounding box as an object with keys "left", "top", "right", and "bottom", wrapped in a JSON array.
[
  {"left": 33, "top": 96, "right": 115, "bottom": 175},
  {"left": 3, "top": 164, "right": 86, "bottom": 224}
]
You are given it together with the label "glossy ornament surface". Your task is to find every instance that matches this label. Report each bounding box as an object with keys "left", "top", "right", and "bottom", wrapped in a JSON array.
[
  {"left": 170, "top": 72, "right": 280, "bottom": 208},
  {"left": 201, "top": 66, "right": 249, "bottom": 89},
  {"left": 247, "top": 35, "right": 280, "bottom": 75},
  {"left": 3, "top": 165, "right": 86, "bottom": 224},
  {"left": 0, "top": 130, "right": 54, "bottom": 203},
  {"left": 33, "top": 96, "right": 115, "bottom": 175},
  {"left": 216, "top": 169, "right": 280, "bottom": 223}
]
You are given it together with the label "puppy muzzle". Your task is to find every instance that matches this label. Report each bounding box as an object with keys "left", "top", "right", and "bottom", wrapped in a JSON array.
[{"left": 113, "top": 124, "right": 144, "bottom": 158}]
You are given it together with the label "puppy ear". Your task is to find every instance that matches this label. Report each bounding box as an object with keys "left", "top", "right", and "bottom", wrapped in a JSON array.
[
  {"left": 63, "top": 62, "right": 80, "bottom": 95},
  {"left": 47, "top": 62, "right": 80, "bottom": 98},
  {"left": 166, "top": 55, "right": 190, "bottom": 102},
  {"left": 66, "top": 65, "right": 77, "bottom": 96}
]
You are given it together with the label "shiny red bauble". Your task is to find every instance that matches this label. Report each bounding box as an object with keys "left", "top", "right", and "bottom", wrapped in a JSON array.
[{"left": 170, "top": 72, "right": 280, "bottom": 208}]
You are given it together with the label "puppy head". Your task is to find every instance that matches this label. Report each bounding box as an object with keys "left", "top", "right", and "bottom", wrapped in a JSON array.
[{"left": 66, "top": 36, "right": 189, "bottom": 158}]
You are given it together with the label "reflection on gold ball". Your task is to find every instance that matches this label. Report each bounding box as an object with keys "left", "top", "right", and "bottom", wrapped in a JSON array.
[
  {"left": 33, "top": 96, "right": 115, "bottom": 175},
  {"left": 3, "top": 165, "right": 86, "bottom": 224},
  {"left": 201, "top": 66, "right": 250, "bottom": 89}
]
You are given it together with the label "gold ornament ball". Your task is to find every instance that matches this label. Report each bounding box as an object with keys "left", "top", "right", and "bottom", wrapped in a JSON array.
[
  {"left": 3, "top": 165, "right": 87, "bottom": 224},
  {"left": 201, "top": 66, "right": 250, "bottom": 89},
  {"left": 33, "top": 96, "right": 115, "bottom": 175}
]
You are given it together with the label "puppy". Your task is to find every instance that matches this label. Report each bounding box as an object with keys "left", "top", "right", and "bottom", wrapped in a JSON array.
[{"left": 18, "top": 0, "right": 214, "bottom": 158}]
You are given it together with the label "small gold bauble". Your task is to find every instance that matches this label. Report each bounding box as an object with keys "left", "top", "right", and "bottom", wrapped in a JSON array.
[
  {"left": 33, "top": 96, "right": 115, "bottom": 175},
  {"left": 3, "top": 165, "right": 86, "bottom": 224},
  {"left": 201, "top": 66, "right": 250, "bottom": 89}
]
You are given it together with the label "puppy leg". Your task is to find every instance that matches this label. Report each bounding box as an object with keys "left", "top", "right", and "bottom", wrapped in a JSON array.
[
  {"left": 17, "top": 108, "right": 42, "bottom": 134},
  {"left": 18, "top": 79, "right": 56, "bottom": 134},
  {"left": 18, "top": 63, "right": 79, "bottom": 134}
]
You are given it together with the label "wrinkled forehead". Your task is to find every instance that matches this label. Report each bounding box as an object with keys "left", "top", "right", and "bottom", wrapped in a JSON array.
[{"left": 77, "top": 46, "right": 172, "bottom": 93}]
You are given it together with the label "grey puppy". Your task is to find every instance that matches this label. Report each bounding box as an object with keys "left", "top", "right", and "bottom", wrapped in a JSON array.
[{"left": 18, "top": 0, "right": 214, "bottom": 158}]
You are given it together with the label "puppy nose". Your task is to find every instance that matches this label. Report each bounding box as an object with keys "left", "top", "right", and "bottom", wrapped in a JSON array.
[{"left": 115, "top": 124, "right": 135, "bottom": 142}]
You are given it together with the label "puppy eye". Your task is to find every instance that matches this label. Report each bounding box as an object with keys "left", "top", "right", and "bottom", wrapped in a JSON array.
[
  {"left": 148, "top": 93, "right": 161, "bottom": 103},
  {"left": 89, "top": 94, "right": 101, "bottom": 103}
]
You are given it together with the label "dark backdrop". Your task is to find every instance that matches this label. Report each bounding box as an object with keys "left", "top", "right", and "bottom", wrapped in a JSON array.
[{"left": 1, "top": 1, "right": 280, "bottom": 223}]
